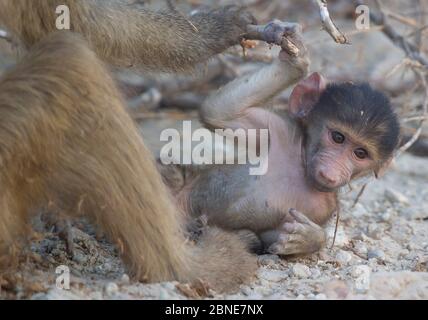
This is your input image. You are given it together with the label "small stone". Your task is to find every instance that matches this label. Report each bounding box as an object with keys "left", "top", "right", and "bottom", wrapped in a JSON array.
[
  {"left": 323, "top": 280, "right": 350, "bottom": 299},
  {"left": 105, "top": 282, "right": 119, "bottom": 296},
  {"left": 367, "top": 249, "right": 385, "bottom": 261},
  {"left": 311, "top": 268, "right": 321, "bottom": 279},
  {"left": 245, "top": 293, "right": 264, "bottom": 300},
  {"left": 90, "top": 292, "right": 104, "bottom": 300},
  {"left": 158, "top": 289, "right": 171, "bottom": 300},
  {"left": 385, "top": 188, "right": 409, "bottom": 205},
  {"left": 161, "top": 282, "right": 176, "bottom": 291},
  {"left": 32, "top": 288, "right": 82, "bottom": 300},
  {"left": 351, "top": 265, "right": 371, "bottom": 293},
  {"left": 353, "top": 241, "right": 368, "bottom": 258},
  {"left": 296, "top": 294, "right": 305, "bottom": 300},
  {"left": 291, "top": 263, "right": 311, "bottom": 278},
  {"left": 120, "top": 274, "right": 130, "bottom": 285},
  {"left": 318, "top": 250, "right": 332, "bottom": 261},
  {"left": 325, "top": 225, "right": 349, "bottom": 246},
  {"left": 401, "top": 207, "right": 425, "bottom": 220},
  {"left": 380, "top": 212, "right": 391, "bottom": 222},
  {"left": 258, "top": 254, "right": 280, "bottom": 267},
  {"left": 103, "top": 262, "right": 113, "bottom": 272},
  {"left": 72, "top": 252, "right": 87, "bottom": 264},
  {"left": 315, "top": 293, "right": 327, "bottom": 300},
  {"left": 366, "top": 224, "right": 382, "bottom": 239},
  {"left": 258, "top": 268, "right": 288, "bottom": 282},
  {"left": 336, "top": 250, "right": 352, "bottom": 265},
  {"left": 398, "top": 249, "right": 410, "bottom": 258},
  {"left": 241, "top": 286, "right": 253, "bottom": 296},
  {"left": 351, "top": 203, "right": 369, "bottom": 218},
  {"left": 260, "top": 287, "right": 274, "bottom": 297}
]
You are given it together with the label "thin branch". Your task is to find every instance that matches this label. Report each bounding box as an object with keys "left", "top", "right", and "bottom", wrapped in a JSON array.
[
  {"left": 385, "top": 11, "right": 419, "bottom": 28},
  {"left": 330, "top": 205, "right": 341, "bottom": 249},
  {"left": 314, "top": 0, "right": 349, "bottom": 44},
  {"left": 396, "top": 69, "right": 428, "bottom": 156},
  {"left": 351, "top": 183, "right": 368, "bottom": 209},
  {"left": 402, "top": 115, "right": 428, "bottom": 123}
]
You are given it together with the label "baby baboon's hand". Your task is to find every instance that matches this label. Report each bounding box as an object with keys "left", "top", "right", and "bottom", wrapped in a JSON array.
[
  {"left": 267, "top": 208, "right": 326, "bottom": 256},
  {"left": 246, "top": 20, "right": 309, "bottom": 73}
]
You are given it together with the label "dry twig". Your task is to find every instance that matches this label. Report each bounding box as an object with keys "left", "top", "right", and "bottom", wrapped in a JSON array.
[
  {"left": 314, "top": 0, "right": 349, "bottom": 44},
  {"left": 396, "top": 69, "right": 428, "bottom": 156}
]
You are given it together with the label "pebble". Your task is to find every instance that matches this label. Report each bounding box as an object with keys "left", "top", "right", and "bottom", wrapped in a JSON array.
[
  {"left": 325, "top": 225, "right": 349, "bottom": 246},
  {"left": 310, "top": 268, "right": 321, "bottom": 279},
  {"left": 366, "top": 224, "right": 382, "bottom": 239},
  {"left": 398, "top": 249, "right": 410, "bottom": 258},
  {"left": 105, "top": 282, "right": 119, "bottom": 296},
  {"left": 385, "top": 188, "right": 409, "bottom": 205},
  {"left": 380, "top": 212, "right": 391, "bottom": 222},
  {"left": 353, "top": 241, "right": 368, "bottom": 258},
  {"left": 318, "top": 250, "right": 332, "bottom": 261},
  {"left": 315, "top": 293, "right": 327, "bottom": 300},
  {"left": 158, "top": 288, "right": 170, "bottom": 300},
  {"left": 161, "top": 282, "right": 176, "bottom": 291},
  {"left": 240, "top": 286, "right": 253, "bottom": 296},
  {"left": 258, "top": 269, "right": 288, "bottom": 282},
  {"left": 336, "top": 250, "right": 352, "bottom": 265},
  {"left": 291, "top": 263, "right": 312, "bottom": 278},
  {"left": 258, "top": 254, "right": 280, "bottom": 267},
  {"left": 307, "top": 293, "right": 316, "bottom": 299},
  {"left": 89, "top": 291, "right": 104, "bottom": 300},
  {"left": 351, "top": 203, "right": 369, "bottom": 218},
  {"left": 351, "top": 265, "right": 370, "bottom": 277},
  {"left": 32, "top": 288, "right": 82, "bottom": 300},
  {"left": 120, "top": 274, "right": 130, "bottom": 285},
  {"left": 323, "top": 280, "right": 350, "bottom": 299},
  {"left": 103, "top": 262, "right": 113, "bottom": 272},
  {"left": 245, "top": 293, "right": 264, "bottom": 300},
  {"left": 351, "top": 265, "right": 371, "bottom": 293},
  {"left": 401, "top": 207, "right": 424, "bottom": 220},
  {"left": 367, "top": 249, "right": 385, "bottom": 261}
]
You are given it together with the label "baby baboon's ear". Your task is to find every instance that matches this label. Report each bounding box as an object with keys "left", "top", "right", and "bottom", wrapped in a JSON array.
[{"left": 289, "top": 72, "right": 327, "bottom": 119}]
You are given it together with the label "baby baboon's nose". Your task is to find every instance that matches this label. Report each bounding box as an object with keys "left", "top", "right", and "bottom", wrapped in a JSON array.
[{"left": 318, "top": 170, "right": 337, "bottom": 185}]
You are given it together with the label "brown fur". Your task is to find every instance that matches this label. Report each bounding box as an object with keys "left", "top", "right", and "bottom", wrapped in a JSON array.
[
  {"left": 0, "top": 0, "right": 256, "bottom": 71},
  {"left": 0, "top": 32, "right": 256, "bottom": 292}
]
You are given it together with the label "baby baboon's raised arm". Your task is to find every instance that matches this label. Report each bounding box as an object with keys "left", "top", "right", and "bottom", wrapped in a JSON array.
[{"left": 0, "top": 0, "right": 256, "bottom": 70}]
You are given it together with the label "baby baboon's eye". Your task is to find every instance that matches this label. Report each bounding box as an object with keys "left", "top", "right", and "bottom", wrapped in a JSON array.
[
  {"left": 331, "top": 131, "right": 345, "bottom": 144},
  {"left": 354, "top": 148, "right": 368, "bottom": 159}
]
